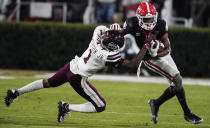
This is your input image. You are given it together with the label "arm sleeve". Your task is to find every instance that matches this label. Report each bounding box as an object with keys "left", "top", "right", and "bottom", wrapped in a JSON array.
[
  {"left": 92, "top": 25, "right": 109, "bottom": 51},
  {"left": 92, "top": 25, "right": 106, "bottom": 44},
  {"left": 105, "top": 51, "right": 122, "bottom": 62}
]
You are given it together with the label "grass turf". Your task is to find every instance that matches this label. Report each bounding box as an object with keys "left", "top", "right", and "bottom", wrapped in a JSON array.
[{"left": 0, "top": 72, "right": 210, "bottom": 128}]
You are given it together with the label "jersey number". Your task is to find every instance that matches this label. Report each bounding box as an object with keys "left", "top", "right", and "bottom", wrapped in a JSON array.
[{"left": 84, "top": 49, "right": 92, "bottom": 64}]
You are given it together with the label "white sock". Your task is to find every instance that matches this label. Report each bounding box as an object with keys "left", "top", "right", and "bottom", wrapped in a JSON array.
[
  {"left": 17, "top": 80, "right": 43, "bottom": 95},
  {"left": 69, "top": 102, "right": 97, "bottom": 113}
]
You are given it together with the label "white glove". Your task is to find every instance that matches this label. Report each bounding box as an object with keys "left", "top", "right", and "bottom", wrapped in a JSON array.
[{"left": 148, "top": 40, "right": 160, "bottom": 57}]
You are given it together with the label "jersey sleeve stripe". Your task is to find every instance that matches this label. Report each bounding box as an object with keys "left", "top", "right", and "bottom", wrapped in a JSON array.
[
  {"left": 107, "top": 52, "right": 120, "bottom": 58},
  {"left": 107, "top": 55, "right": 121, "bottom": 61},
  {"left": 107, "top": 54, "right": 121, "bottom": 59}
]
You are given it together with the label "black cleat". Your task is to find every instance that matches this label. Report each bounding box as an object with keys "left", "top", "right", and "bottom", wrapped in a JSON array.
[
  {"left": 5, "top": 89, "right": 19, "bottom": 107},
  {"left": 57, "top": 101, "right": 71, "bottom": 122},
  {"left": 184, "top": 112, "right": 203, "bottom": 124},
  {"left": 148, "top": 99, "right": 159, "bottom": 124}
]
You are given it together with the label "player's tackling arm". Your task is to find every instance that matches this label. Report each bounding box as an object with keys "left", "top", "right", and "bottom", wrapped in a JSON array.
[
  {"left": 158, "top": 34, "right": 170, "bottom": 57},
  {"left": 119, "top": 33, "right": 154, "bottom": 68},
  {"left": 122, "top": 44, "right": 148, "bottom": 68}
]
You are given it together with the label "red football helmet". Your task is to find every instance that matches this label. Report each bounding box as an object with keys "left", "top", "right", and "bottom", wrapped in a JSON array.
[
  {"left": 136, "top": 2, "right": 158, "bottom": 30},
  {"left": 101, "top": 30, "right": 124, "bottom": 51}
]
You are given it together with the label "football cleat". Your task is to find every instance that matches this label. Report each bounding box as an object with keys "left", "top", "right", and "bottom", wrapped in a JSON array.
[
  {"left": 57, "top": 101, "right": 71, "bottom": 122},
  {"left": 148, "top": 99, "right": 159, "bottom": 124},
  {"left": 5, "top": 89, "right": 19, "bottom": 107},
  {"left": 184, "top": 112, "right": 203, "bottom": 124}
]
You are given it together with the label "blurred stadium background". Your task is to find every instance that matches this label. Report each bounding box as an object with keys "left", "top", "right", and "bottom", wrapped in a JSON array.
[
  {"left": 0, "top": 0, "right": 210, "bottom": 127},
  {"left": 0, "top": 0, "right": 209, "bottom": 77},
  {"left": 1, "top": 0, "right": 210, "bottom": 27}
]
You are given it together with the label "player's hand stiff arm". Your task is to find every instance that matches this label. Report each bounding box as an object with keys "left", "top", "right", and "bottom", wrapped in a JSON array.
[{"left": 122, "top": 45, "right": 147, "bottom": 68}]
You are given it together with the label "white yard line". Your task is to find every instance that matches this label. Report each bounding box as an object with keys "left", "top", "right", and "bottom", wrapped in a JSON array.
[
  {"left": 35, "top": 73, "right": 210, "bottom": 86},
  {"left": 1, "top": 111, "right": 204, "bottom": 118},
  {"left": 0, "top": 76, "right": 14, "bottom": 79},
  {"left": 1, "top": 114, "right": 209, "bottom": 127},
  {"left": 89, "top": 74, "right": 210, "bottom": 86},
  {"left": 1, "top": 73, "right": 210, "bottom": 86},
  {"left": 0, "top": 123, "right": 75, "bottom": 128}
]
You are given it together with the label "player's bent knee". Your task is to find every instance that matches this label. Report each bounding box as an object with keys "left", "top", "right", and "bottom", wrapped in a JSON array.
[
  {"left": 173, "top": 74, "right": 183, "bottom": 90},
  {"left": 169, "top": 86, "right": 176, "bottom": 93},
  {"left": 43, "top": 80, "right": 51, "bottom": 88}
]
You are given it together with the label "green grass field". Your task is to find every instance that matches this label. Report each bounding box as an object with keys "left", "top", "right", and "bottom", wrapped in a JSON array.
[{"left": 0, "top": 70, "right": 210, "bottom": 128}]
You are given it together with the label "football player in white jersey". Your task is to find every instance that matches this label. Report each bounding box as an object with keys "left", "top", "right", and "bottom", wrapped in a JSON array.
[{"left": 5, "top": 25, "right": 124, "bottom": 122}]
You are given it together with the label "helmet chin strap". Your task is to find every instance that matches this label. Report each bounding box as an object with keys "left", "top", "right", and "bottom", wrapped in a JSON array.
[
  {"left": 107, "top": 42, "right": 120, "bottom": 51},
  {"left": 141, "top": 20, "right": 156, "bottom": 30},
  {"left": 142, "top": 29, "right": 152, "bottom": 37}
]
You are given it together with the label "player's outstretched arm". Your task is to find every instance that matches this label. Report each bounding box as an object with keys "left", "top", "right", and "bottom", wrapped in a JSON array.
[
  {"left": 120, "top": 33, "right": 156, "bottom": 68},
  {"left": 122, "top": 44, "right": 148, "bottom": 68}
]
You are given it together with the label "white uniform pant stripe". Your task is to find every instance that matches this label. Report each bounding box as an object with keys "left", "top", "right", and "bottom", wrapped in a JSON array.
[
  {"left": 144, "top": 61, "right": 173, "bottom": 81},
  {"left": 81, "top": 77, "right": 104, "bottom": 107}
]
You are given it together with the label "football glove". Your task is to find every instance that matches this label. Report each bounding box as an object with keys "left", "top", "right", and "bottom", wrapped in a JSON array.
[{"left": 148, "top": 40, "right": 159, "bottom": 57}]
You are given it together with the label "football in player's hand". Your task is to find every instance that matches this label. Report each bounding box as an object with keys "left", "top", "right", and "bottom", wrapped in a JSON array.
[
  {"left": 150, "top": 40, "right": 165, "bottom": 53},
  {"left": 158, "top": 41, "right": 165, "bottom": 53}
]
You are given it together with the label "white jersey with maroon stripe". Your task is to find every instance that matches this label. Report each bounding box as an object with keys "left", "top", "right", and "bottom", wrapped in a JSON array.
[{"left": 70, "top": 25, "right": 121, "bottom": 77}]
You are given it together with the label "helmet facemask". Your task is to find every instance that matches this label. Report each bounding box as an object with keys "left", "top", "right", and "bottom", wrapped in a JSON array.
[
  {"left": 101, "top": 41, "right": 120, "bottom": 51},
  {"left": 101, "top": 30, "right": 124, "bottom": 52}
]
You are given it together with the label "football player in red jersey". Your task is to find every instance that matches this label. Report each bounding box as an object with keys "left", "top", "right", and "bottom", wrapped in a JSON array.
[{"left": 119, "top": 2, "right": 203, "bottom": 124}]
